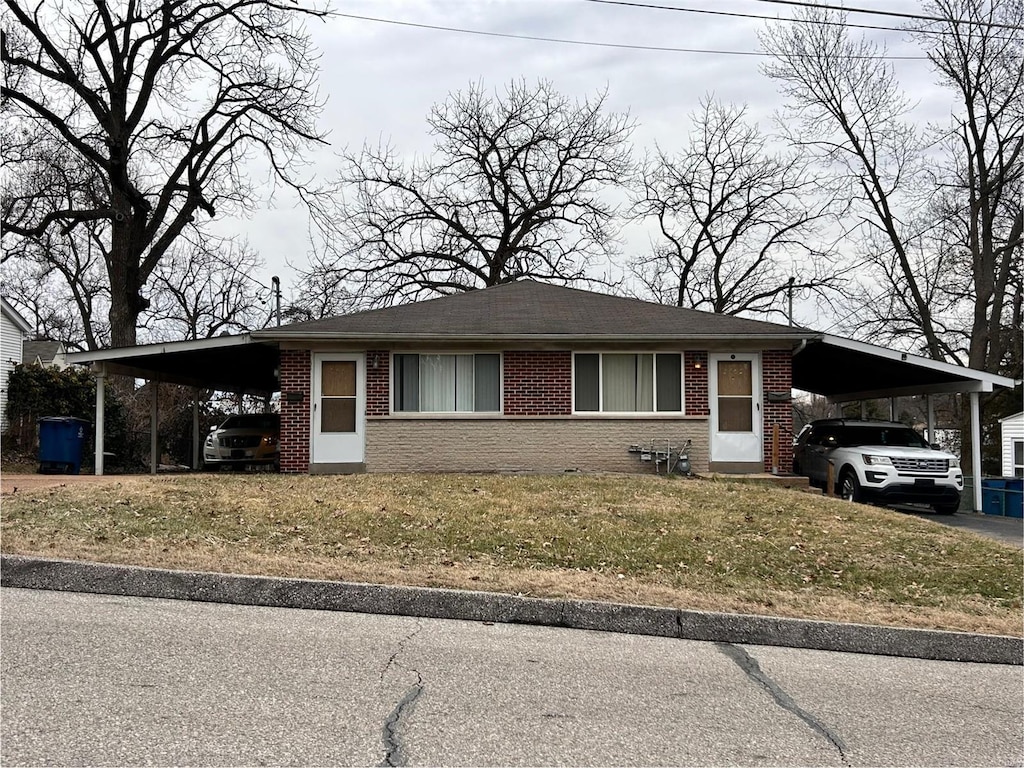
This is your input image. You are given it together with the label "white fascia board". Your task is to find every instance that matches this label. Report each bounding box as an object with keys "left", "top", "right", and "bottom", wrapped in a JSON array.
[
  {"left": 821, "top": 333, "right": 1020, "bottom": 390},
  {"left": 66, "top": 333, "right": 257, "bottom": 364},
  {"left": 1, "top": 297, "right": 33, "bottom": 334},
  {"left": 999, "top": 411, "right": 1024, "bottom": 423}
]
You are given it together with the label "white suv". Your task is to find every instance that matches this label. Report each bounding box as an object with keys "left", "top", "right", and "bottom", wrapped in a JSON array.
[{"left": 793, "top": 419, "right": 962, "bottom": 514}]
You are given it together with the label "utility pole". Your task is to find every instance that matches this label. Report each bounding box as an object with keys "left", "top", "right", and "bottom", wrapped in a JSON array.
[
  {"left": 787, "top": 276, "right": 795, "bottom": 327},
  {"left": 271, "top": 276, "right": 281, "bottom": 326}
]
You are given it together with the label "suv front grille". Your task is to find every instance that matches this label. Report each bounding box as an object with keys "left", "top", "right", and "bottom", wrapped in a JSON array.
[
  {"left": 219, "top": 436, "right": 261, "bottom": 449},
  {"left": 892, "top": 457, "right": 948, "bottom": 472}
]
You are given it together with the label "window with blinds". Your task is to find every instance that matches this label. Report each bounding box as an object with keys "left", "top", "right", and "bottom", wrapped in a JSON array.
[{"left": 393, "top": 353, "right": 501, "bottom": 413}]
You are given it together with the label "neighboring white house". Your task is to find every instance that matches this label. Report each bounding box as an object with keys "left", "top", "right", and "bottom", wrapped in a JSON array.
[
  {"left": 1, "top": 297, "right": 33, "bottom": 433},
  {"left": 1000, "top": 411, "right": 1024, "bottom": 478},
  {"left": 23, "top": 340, "right": 68, "bottom": 370}
]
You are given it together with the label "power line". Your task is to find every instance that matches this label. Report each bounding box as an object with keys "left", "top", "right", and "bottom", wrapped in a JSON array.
[
  {"left": 752, "top": 0, "right": 1024, "bottom": 31},
  {"left": 584, "top": 0, "right": 916, "bottom": 35},
  {"left": 584, "top": 0, "right": 1021, "bottom": 36},
  {"left": 334, "top": 11, "right": 928, "bottom": 59}
]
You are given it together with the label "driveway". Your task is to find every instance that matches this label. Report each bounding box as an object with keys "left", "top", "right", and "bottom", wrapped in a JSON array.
[{"left": 901, "top": 508, "right": 1023, "bottom": 548}]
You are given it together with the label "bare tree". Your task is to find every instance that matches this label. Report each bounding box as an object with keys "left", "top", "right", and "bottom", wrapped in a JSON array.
[
  {"left": 913, "top": 0, "right": 1023, "bottom": 375},
  {"left": 631, "top": 98, "right": 840, "bottom": 319},
  {"left": 305, "top": 79, "right": 636, "bottom": 306},
  {"left": 145, "top": 234, "right": 272, "bottom": 341},
  {"left": 2, "top": 256, "right": 107, "bottom": 352},
  {"left": 760, "top": 1, "right": 1022, "bottom": 370},
  {"left": 2, "top": 0, "right": 329, "bottom": 347}
]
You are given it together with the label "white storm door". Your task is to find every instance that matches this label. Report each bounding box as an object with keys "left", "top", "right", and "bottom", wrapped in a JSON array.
[
  {"left": 312, "top": 354, "right": 365, "bottom": 464},
  {"left": 709, "top": 353, "right": 762, "bottom": 464}
]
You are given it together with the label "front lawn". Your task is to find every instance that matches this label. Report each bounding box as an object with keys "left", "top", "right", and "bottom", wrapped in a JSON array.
[{"left": 2, "top": 473, "right": 1020, "bottom": 635}]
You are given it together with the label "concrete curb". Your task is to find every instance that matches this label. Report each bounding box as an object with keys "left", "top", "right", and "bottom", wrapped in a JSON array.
[{"left": 2, "top": 554, "right": 1021, "bottom": 666}]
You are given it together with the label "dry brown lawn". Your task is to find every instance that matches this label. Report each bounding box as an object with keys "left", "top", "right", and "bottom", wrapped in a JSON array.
[{"left": 1, "top": 472, "right": 1021, "bottom": 636}]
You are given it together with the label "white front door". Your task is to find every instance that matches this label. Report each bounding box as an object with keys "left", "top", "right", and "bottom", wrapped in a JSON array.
[
  {"left": 709, "top": 353, "right": 762, "bottom": 465},
  {"left": 312, "top": 353, "right": 365, "bottom": 465}
]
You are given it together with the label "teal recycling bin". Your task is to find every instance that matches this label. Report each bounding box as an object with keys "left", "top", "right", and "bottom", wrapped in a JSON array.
[{"left": 38, "top": 417, "right": 90, "bottom": 475}]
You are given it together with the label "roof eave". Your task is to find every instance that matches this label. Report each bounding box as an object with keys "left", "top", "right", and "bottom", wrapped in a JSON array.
[{"left": 252, "top": 330, "right": 817, "bottom": 344}]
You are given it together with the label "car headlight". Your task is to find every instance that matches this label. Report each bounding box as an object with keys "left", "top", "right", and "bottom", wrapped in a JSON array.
[
  {"left": 262, "top": 435, "right": 278, "bottom": 446},
  {"left": 205, "top": 435, "right": 214, "bottom": 447},
  {"left": 862, "top": 454, "right": 892, "bottom": 466},
  {"left": 948, "top": 457, "right": 960, "bottom": 468}
]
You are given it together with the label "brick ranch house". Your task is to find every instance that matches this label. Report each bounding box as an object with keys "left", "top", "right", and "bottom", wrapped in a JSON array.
[
  {"left": 69, "top": 279, "right": 1018, "bottom": 503},
  {"left": 255, "top": 281, "right": 803, "bottom": 475}
]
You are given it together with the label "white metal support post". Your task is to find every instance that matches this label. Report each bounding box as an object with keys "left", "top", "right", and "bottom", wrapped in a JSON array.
[
  {"left": 926, "top": 395, "right": 935, "bottom": 444},
  {"left": 94, "top": 364, "right": 105, "bottom": 476},
  {"left": 150, "top": 382, "right": 159, "bottom": 475},
  {"left": 970, "top": 391, "right": 982, "bottom": 513}
]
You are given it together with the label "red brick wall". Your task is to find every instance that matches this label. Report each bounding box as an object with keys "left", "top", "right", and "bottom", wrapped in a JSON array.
[
  {"left": 503, "top": 351, "right": 572, "bottom": 416},
  {"left": 275, "top": 346, "right": 791, "bottom": 474},
  {"left": 762, "top": 349, "right": 793, "bottom": 473},
  {"left": 684, "top": 351, "right": 709, "bottom": 417},
  {"left": 279, "top": 349, "right": 311, "bottom": 473},
  {"left": 366, "top": 350, "right": 389, "bottom": 416}
]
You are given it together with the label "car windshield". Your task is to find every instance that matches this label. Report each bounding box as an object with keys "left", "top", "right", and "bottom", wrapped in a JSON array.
[
  {"left": 835, "top": 426, "right": 929, "bottom": 448},
  {"left": 219, "top": 414, "right": 279, "bottom": 431}
]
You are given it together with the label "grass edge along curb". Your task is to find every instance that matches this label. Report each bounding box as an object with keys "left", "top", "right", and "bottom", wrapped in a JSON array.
[{"left": 2, "top": 554, "right": 1020, "bottom": 666}]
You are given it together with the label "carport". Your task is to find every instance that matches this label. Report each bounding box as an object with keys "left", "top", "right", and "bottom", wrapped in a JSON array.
[
  {"left": 70, "top": 335, "right": 279, "bottom": 475},
  {"left": 793, "top": 334, "right": 1020, "bottom": 511},
  {"left": 68, "top": 330, "right": 1019, "bottom": 511}
]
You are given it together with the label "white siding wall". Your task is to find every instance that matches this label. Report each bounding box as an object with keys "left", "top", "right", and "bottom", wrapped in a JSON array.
[
  {"left": 1, "top": 311, "right": 26, "bottom": 433},
  {"left": 1001, "top": 412, "right": 1024, "bottom": 477}
]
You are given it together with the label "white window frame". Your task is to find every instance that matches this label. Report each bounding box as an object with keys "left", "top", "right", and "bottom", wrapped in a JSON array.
[
  {"left": 571, "top": 351, "right": 684, "bottom": 415},
  {"left": 1013, "top": 438, "right": 1024, "bottom": 478},
  {"left": 390, "top": 351, "right": 503, "bottom": 415}
]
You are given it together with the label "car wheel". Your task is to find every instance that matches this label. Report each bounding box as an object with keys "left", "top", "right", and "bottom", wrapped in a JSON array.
[
  {"left": 933, "top": 501, "right": 959, "bottom": 515},
  {"left": 838, "top": 470, "right": 862, "bottom": 503}
]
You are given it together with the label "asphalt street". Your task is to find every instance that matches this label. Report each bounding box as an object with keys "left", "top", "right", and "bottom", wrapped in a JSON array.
[{"left": 2, "top": 587, "right": 1022, "bottom": 767}]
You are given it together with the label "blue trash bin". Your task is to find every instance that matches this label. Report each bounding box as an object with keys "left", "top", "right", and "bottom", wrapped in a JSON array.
[
  {"left": 1004, "top": 479, "right": 1023, "bottom": 519},
  {"left": 38, "top": 417, "right": 90, "bottom": 475}
]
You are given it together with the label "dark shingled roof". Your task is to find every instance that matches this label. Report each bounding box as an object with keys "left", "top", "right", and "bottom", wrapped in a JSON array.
[
  {"left": 23, "top": 340, "right": 63, "bottom": 363},
  {"left": 255, "top": 281, "right": 813, "bottom": 342}
]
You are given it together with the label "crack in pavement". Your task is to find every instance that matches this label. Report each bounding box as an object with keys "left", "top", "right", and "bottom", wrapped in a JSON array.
[
  {"left": 379, "top": 621, "right": 424, "bottom": 767},
  {"left": 380, "top": 673, "right": 424, "bottom": 768},
  {"left": 716, "top": 642, "right": 849, "bottom": 765},
  {"left": 380, "top": 621, "right": 423, "bottom": 682}
]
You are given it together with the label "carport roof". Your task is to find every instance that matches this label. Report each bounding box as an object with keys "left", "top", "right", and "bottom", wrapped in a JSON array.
[
  {"left": 67, "top": 335, "right": 280, "bottom": 395},
  {"left": 794, "top": 334, "right": 1018, "bottom": 400}
]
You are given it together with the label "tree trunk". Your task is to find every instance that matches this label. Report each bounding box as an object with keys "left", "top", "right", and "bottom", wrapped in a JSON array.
[{"left": 107, "top": 214, "right": 141, "bottom": 349}]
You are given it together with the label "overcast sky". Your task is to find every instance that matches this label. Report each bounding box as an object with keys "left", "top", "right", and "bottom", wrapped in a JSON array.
[{"left": 219, "top": 0, "right": 959, "bottom": 328}]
